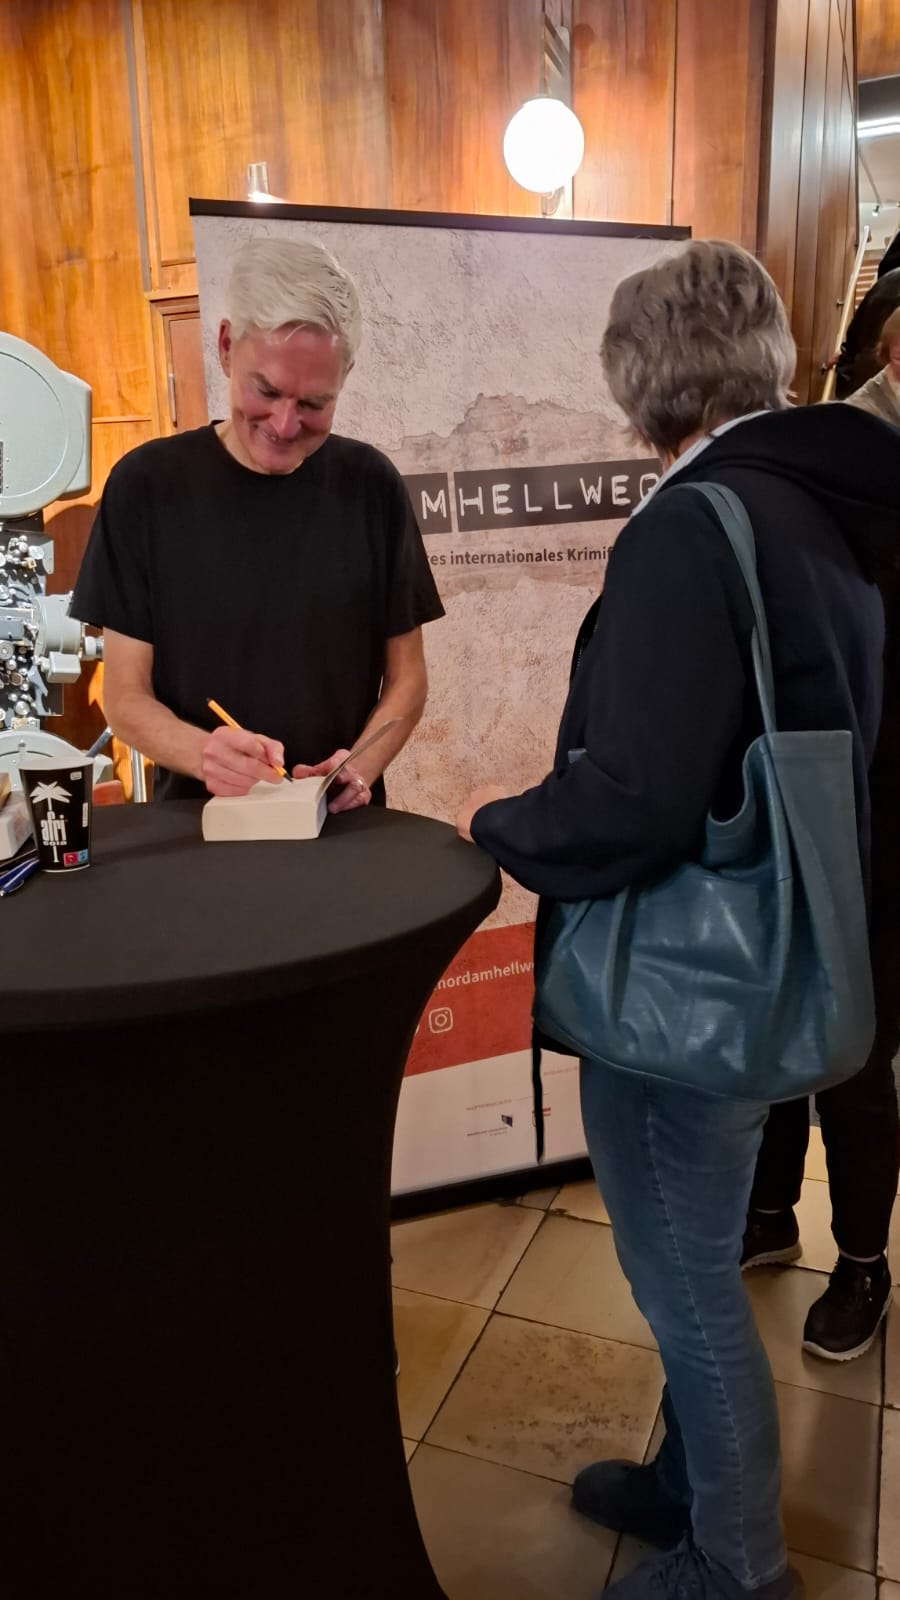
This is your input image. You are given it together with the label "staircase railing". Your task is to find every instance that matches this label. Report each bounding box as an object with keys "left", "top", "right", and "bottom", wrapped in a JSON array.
[{"left": 821, "top": 225, "right": 872, "bottom": 402}]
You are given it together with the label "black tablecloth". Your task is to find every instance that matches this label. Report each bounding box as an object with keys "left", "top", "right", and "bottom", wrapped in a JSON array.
[
  {"left": 0, "top": 802, "right": 500, "bottom": 1597},
  {"left": 4, "top": 800, "right": 499, "bottom": 1028}
]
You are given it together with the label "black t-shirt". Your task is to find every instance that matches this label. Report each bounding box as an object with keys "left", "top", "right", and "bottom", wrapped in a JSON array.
[{"left": 72, "top": 426, "right": 445, "bottom": 799}]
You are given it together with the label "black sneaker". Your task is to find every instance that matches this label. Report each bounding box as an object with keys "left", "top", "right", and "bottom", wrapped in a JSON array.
[
  {"left": 802, "top": 1254, "right": 892, "bottom": 1361},
  {"left": 741, "top": 1209, "right": 802, "bottom": 1270},
  {"left": 572, "top": 1458, "right": 691, "bottom": 1548}
]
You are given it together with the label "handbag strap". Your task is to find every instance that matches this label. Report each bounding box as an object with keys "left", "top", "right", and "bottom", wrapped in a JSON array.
[{"left": 671, "top": 481, "right": 778, "bottom": 737}]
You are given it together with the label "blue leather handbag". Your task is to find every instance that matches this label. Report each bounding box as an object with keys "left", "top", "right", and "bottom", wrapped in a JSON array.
[{"left": 532, "top": 481, "right": 876, "bottom": 1103}]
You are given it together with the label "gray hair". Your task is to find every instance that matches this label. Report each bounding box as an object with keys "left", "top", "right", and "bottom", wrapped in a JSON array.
[
  {"left": 600, "top": 240, "right": 796, "bottom": 455},
  {"left": 226, "top": 236, "right": 362, "bottom": 366}
]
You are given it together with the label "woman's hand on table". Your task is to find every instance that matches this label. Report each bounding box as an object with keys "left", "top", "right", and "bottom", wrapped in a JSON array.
[
  {"left": 202, "top": 726, "right": 286, "bottom": 796},
  {"left": 456, "top": 784, "right": 510, "bottom": 843},
  {"left": 292, "top": 750, "right": 371, "bottom": 812}
]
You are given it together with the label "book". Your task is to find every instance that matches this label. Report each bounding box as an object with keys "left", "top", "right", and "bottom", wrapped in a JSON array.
[
  {"left": 0, "top": 793, "right": 35, "bottom": 862},
  {"left": 201, "top": 777, "right": 328, "bottom": 843}
]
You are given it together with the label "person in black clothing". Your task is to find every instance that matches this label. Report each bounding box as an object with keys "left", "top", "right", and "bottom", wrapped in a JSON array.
[
  {"left": 71, "top": 237, "right": 444, "bottom": 807},
  {"left": 877, "top": 226, "right": 900, "bottom": 280},
  {"left": 835, "top": 230, "right": 900, "bottom": 396},
  {"left": 743, "top": 349, "right": 900, "bottom": 1357},
  {"left": 457, "top": 240, "right": 898, "bottom": 1600}
]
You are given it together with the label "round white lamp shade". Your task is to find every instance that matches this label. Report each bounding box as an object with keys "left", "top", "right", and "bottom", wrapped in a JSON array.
[{"left": 503, "top": 96, "right": 585, "bottom": 193}]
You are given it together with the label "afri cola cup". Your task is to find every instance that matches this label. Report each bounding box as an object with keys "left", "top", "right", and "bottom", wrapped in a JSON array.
[{"left": 19, "top": 757, "right": 93, "bottom": 874}]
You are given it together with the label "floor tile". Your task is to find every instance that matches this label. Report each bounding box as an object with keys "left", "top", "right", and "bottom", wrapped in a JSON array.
[
  {"left": 805, "top": 1125, "right": 829, "bottom": 1183},
  {"left": 746, "top": 1267, "right": 883, "bottom": 1405},
  {"left": 393, "top": 1288, "right": 489, "bottom": 1440},
  {"left": 880, "top": 1409, "right": 900, "bottom": 1579},
  {"left": 403, "top": 1438, "right": 417, "bottom": 1463},
  {"left": 881, "top": 1585, "right": 900, "bottom": 1600},
  {"left": 517, "top": 1188, "right": 560, "bottom": 1211},
  {"left": 552, "top": 1179, "right": 610, "bottom": 1226},
  {"left": 886, "top": 1303, "right": 900, "bottom": 1409},
  {"left": 891, "top": 1203, "right": 900, "bottom": 1286},
  {"left": 777, "top": 1379, "right": 880, "bottom": 1571},
  {"left": 795, "top": 1179, "right": 838, "bottom": 1273},
  {"left": 410, "top": 1444, "right": 617, "bottom": 1599},
  {"left": 496, "top": 1214, "right": 655, "bottom": 1349},
  {"left": 391, "top": 1201, "right": 542, "bottom": 1309},
  {"left": 788, "top": 1553, "right": 876, "bottom": 1600},
  {"left": 426, "top": 1312, "right": 663, "bottom": 1486}
]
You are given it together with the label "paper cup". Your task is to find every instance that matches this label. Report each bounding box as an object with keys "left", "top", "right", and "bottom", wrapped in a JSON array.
[{"left": 20, "top": 758, "right": 93, "bottom": 873}]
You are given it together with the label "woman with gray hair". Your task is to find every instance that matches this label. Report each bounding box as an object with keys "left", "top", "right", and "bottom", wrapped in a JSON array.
[{"left": 458, "top": 240, "right": 898, "bottom": 1600}]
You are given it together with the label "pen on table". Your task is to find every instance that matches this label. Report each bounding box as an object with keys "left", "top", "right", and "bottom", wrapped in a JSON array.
[
  {"left": 0, "top": 857, "right": 40, "bottom": 897},
  {"left": 206, "top": 699, "right": 292, "bottom": 782}
]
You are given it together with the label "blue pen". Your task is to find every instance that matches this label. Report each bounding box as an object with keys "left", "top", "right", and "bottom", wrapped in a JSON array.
[
  {"left": 0, "top": 857, "right": 40, "bottom": 896},
  {"left": 0, "top": 850, "right": 36, "bottom": 881}
]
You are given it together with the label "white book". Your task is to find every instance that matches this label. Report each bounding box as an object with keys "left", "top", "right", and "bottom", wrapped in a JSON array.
[
  {"left": 0, "top": 794, "right": 35, "bottom": 862},
  {"left": 201, "top": 777, "right": 328, "bottom": 843}
]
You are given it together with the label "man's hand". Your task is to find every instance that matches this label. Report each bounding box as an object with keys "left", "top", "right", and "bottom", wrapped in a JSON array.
[
  {"left": 202, "top": 725, "right": 286, "bottom": 797},
  {"left": 457, "top": 784, "right": 510, "bottom": 842},
  {"left": 292, "top": 749, "right": 372, "bottom": 813}
]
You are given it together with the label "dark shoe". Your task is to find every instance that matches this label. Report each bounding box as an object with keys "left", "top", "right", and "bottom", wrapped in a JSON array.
[
  {"left": 802, "top": 1254, "right": 892, "bottom": 1361},
  {"left": 741, "top": 1209, "right": 801, "bottom": 1270},
  {"left": 572, "top": 1458, "right": 691, "bottom": 1548},
  {"left": 603, "top": 1536, "right": 801, "bottom": 1600}
]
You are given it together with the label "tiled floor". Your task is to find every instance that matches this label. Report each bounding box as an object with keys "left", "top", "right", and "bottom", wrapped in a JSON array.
[{"left": 393, "top": 1126, "right": 898, "bottom": 1600}]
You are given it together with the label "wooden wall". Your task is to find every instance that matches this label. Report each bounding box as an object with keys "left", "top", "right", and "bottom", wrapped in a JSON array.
[
  {"left": 0, "top": 0, "right": 799, "bottom": 462},
  {"left": 0, "top": 0, "right": 865, "bottom": 742},
  {"left": 759, "top": 0, "right": 859, "bottom": 404},
  {"left": 857, "top": 0, "right": 900, "bottom": 77}
]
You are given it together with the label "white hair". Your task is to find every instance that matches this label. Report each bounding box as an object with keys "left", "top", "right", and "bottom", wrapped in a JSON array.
[{"left": 226, "top": 236, "right": 362, "bottom": 366}]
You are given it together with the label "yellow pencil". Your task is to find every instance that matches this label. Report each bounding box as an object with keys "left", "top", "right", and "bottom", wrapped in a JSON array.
[{"left": 206, "top": 698, "right": 292, "bottom": 782}]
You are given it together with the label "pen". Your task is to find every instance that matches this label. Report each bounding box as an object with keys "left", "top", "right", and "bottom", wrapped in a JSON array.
[
  {"left": 0, "top": 857, "right": 40, "bottom": 897},
  {"left": 206, "top": 699, "right": 292, "bottom": 782}
]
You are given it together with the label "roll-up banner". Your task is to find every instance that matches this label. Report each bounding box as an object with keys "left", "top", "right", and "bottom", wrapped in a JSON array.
[{"left": 192, "top": 201, "right": 687, "bottom": 1197}]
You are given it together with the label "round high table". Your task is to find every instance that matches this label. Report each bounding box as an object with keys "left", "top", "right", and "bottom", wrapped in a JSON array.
[{"left": 0, "top": 802, "right": 500, "bottom": 1597}]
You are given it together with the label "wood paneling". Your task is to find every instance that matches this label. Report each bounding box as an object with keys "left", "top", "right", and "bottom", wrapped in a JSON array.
[
  {"left": 857, "top": 0, "right": 900, "bottom": 78},
  {"left": 149, "top": 299, "right": 208, "bottom": 434},
  {"left": 0, "top": 0, "right": 866, "bottom": 528},
  {"left": 141, "top": 0, "right": 394, "bottom": 266},
  {"left": 0, "top": 1, "right": 152, "bottom": 420},
  {"left": 571, "top": 0, "right": 676, "bottom": 224},
  {"left": 758, "top": 0, "right": 859, "bottom": 404},
  {"left": 758, "top": 0, "right": 810, "bottom": 318},
  {"left": 384, "top": 0, "right": 543, "bottom": 215},
  {"left": 672, "top": 0, "right": 768, "bottom": 246},
  {"left": 812, "top": 7, "right": 858, "bottom": 392},
  {"left": 794, "top": 0, "right": 835, "bottom": 402}
]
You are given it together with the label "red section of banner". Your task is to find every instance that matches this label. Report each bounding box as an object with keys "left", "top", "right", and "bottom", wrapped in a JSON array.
[{"left": 404, "top": 922, "right": 536, "bottom": 1077}]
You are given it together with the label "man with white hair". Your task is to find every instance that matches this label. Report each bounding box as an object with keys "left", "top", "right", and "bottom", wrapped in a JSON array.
[{"left": 72, "top": 237, "right": 443, "bottom": 805}]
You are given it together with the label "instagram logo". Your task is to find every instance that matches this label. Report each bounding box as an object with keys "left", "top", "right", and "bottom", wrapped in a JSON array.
[{"left": 428, "top": 1006, "right": 454, "bottom": 1034}]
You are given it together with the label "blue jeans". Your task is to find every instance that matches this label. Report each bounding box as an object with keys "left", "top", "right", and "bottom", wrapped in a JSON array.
[{"left": 580, "top": 1060, "right": 786, "bottom": 1589}]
